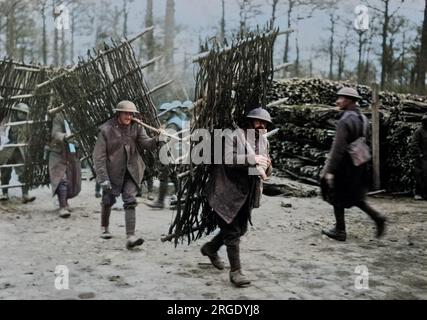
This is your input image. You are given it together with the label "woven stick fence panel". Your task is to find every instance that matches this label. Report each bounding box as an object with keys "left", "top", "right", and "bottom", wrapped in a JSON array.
[
  {"left": 0, "top": 59, "right": 54, "bottom": 188},
  {"left": 46, "top": 40, "right": 162, "bottom": 178},
  {"left": 166, "top": 28, "right": 278, "bottom": 246}
]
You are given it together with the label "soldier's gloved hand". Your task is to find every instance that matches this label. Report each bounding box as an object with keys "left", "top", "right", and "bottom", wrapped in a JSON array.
[{"left": 100, "top": 180, "right": 112, "bottom": 191}]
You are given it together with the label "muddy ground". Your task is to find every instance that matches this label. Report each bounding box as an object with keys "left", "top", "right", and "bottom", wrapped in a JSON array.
[{"left": 0, "top": 176, "right": 426, "bottom": 300}]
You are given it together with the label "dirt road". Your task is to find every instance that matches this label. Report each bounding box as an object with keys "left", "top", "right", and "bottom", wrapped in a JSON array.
[{"left": 0, "top": 179, "right": 426, "bottom": 300}]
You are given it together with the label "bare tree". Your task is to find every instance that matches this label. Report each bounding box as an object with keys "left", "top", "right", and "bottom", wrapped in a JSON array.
[
  {"left": 145, "top": 0, "right": 155, "bottom": 58},
  {"left": 220, "top": 0, "right": 226, "bottom": 44},
  {"left": 416, "top": 0, "right": 427, "bottom": 94},
  {"left": 269, "top": 0, "right": 279, "bottom": 27},
  {"left": 39, "top": 0, "right": 48, "bottom": 65},
  {"left": 369, "top": 0, "right": 405, "bottom": 90},
  {"left": 164, "top": 0, "right": 175, "bottom": 67},
  {"left": 236, "top": 0, "right": 262, "bottom": 37}
]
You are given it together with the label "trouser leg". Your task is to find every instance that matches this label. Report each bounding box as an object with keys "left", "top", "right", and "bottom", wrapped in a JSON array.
[
  {"left": 1, "top": 167, "right": 12, "bottom": 196},
  {"left": 57, "top": 179, "right": 68, "bottom": 209},
  {"left": 217, "top": 203, "right": 250, "bottom": 272},
  {"left": 333, "top": 205, "right": 346, "bottom": 232},
  {"left": 122, "top": 175, "right": 138, "bottom": 236},
  {"left": 356, "top": 200, "right": 387, "bottom": 238}
]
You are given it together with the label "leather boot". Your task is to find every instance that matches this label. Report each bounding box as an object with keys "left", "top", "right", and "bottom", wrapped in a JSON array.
[
  {"left": 357, "top": 201, "right": 387, "bottom": 238},
  {"left": 146, "top": 180, "right": 168, "bottom": 209},
  {"left": 201, "top": 236, "right": 225, "bottom": 270},
  {"left": 322, "top": 228, "right": 347, "bottom": 241},
  {"left": 57, "top": 189, "right": 70, "bottom": 219},
  {"left": 125, "top": 208, "right": 144, "bottom": 249},
  {"left": 227, "top": 244, "right": 251, "bottom": 287},
  {"left": 22, "top": 188, "right": 36, "bottom": 204},
  {"left": 0, "top": 190, "right": 9, "bottom": 201},
  {"left": 322, "top": 206, "right": 346, "bottom": 241},
  {"left": 101, "top": 206, "right": 112, "bottom": 239}
]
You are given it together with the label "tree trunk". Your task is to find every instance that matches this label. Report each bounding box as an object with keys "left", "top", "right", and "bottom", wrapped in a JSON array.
[
  {"left": 164, "top": 0, "right": 175, "bottom": 67},
  {"left": 357, "top": 31, "right": 364, "bottom": 83},
  {"left": 416, "top": 0, "right": 427, "bottom": 94},
  {"left": 123, "top": 0, "right": 128, "bottom": 38},
  {"left": 283, "top": 0, "right": 294, "bottom": 63},
  {"left": 53, "top": 0, "right": 59, "bottom": 65},
  {"left": 61, "top": 26, "right": 66, "bottom": 65},
  {"left": 295, "top": 34, "right": 300, "bottom": 77},
  {"left": 239, "top": 1, "right": 246, "bottom": 37},
  {"left": 41, "top": 2, "right": 48, "bottom": 65},
  {"left": 380, "top": 0, "right": 390, "bottom": 90},
  {"left": 328, "top": 13, "right": 335, "bottom": 80},
  {"left": 70, "top": 8, "right": 75, "bottom": 64},
  {"left": 271, "top": 0, "right": 279, "bottom": 27},
  {"left": 142, "top": 0, "right": 155, "bottom": 70},
  {"left": 6, "top": 4, "right": 17, "bottom": 58},
  {"left": 220, "top": 0, "right": 225, "bottom": 44}
]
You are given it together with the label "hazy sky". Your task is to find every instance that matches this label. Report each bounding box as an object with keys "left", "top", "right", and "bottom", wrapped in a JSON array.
[
  {"left": 118, "top": 0, "right": 425, "bottom": 75},
  {"left": 25, "top": 0, "right": 424, "bottom": 75}
]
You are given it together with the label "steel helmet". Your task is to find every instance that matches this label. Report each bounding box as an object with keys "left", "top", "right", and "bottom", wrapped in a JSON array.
[
  {"left": 170, "top": 100, "right": 182, "bottom": 109},
  {"left": 337, "top": 87, "right": 362, "bottom": 100},
  {"left": 114, "top": 100, "right": 139, "bottom": 114},
  {"left": 12, "top": 103, "right": 30, "bottom": 113},
  {"left": 246, "top": 107, "right": 272, "bottom": 124},
  {"left": 159, "top": 103, "right": 172, "bottom": 112},
  {"left": 182, "top": 100, "right": 194, "bottom": 110}
]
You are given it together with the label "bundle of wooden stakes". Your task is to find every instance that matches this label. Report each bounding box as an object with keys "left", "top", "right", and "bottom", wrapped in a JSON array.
[{"left": 164, "top": 27, "right": 279, "bottom": 246}]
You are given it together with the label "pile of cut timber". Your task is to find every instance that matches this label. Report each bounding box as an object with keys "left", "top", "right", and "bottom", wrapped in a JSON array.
[{"left": 267, "top": 78, "right": 427, "bottom": 193}]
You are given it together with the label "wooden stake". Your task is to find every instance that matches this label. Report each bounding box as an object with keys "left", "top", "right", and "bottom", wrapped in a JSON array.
[
  {"left": 0, "top": 164, "right": 25, "bottom": 169},
  {"left": 0, "top": 183, "right": 25, "bottom": 190},
  {"left": 147, "top": 79, "right": 175, "bottom": 95},
  {"left": 10, "top": 94, "right": 34, "bottom": 100},
  {"left": 193, "top": 29, "right": 294, "bottom": 63},
  {"left": 47, "top": 104, "right": 65, "bottom": 115},
  {"left": 371, "top": 83, "right": 381, "bottom": 190},
  {"left": 4, "top": 120, "right": 45, "bottom": 127},
  {"left": 131, "top": 118, "right": 181, "bottom": 141},
  {"left": 13, "top": 66, "right": 41, "bottom": 72},
  {"left": 140, "top": 55, "right": 163, "bottom": 69}
]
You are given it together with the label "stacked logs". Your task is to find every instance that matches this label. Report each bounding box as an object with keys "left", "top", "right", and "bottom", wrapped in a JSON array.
[
  {"left": 267, "top": 78, "right": 427, "bottom": 192},
  {"left": 383, "top": 100, "right": 427, "bottom": 193},
  {"left": 268, "top": 103, "right": 340, "bottom": 185}
]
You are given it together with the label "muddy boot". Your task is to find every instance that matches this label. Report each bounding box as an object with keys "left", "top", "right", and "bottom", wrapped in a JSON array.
[
  {"left": 0, "top": 190, "right": 9, "bottom": 202},
  {"left": 322, "top": 228, "right": 347, "bottom": 241},
  {"left": 125, "top": 208, "right": 144, "bottom": 249},
  {"left": 146, "top": 180, "right": 168, "bottom": 209},
  {"left": 22, "top": 188, "right": 36, "bottom": 204},
  {"left": 227, "top": 244, "right": 251, "bottom": 287},
  {"left": 57, "top": 188, "right": 71, "bottom": 219},
  {"left": 322, "top": 206, "right": 346, "bottom": 241},
  {"left": 357, "top": 201, "right": 387, "bottom": 238},
  {"left": 101, "top": 206, "right": 112, "bottom": 239},
  {"left": 201, "top": 236, "right": 225, "bottom": 270},
  {"left": 101, "top": 228, "right": 112, "bottom": 240}
]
